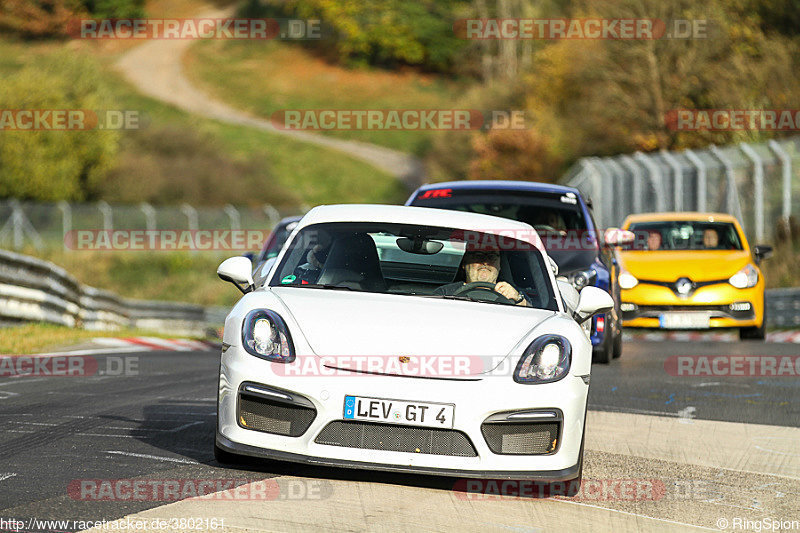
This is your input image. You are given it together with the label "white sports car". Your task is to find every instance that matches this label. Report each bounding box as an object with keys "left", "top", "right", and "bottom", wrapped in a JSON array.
[{"left": 215, "top": 205, "right": 611, "bottom": 490}]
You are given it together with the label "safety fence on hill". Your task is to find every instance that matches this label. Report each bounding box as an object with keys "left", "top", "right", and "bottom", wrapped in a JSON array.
[{"left": 564, "top": 136, "right": 800, "bottom": 244}]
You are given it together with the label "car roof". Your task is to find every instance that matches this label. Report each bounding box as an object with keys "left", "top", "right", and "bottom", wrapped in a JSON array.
[
  {"left": 623, "top": 212, "right": 739, "bottom": 224},
  {"left": 297, "top": 204, "right": 545, "bottom": 250},
  {"left": 413, "top": 180, "right": 581, "bottom": 196}
]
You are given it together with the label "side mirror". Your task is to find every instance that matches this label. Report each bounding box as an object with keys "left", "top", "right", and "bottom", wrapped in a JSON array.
[
  {"left": 753, "top": 244, "right": 773, "bottom": 264},
  {"left": 604, "top": 228, "right": 635, "bottom": 246},
  {"left": 242, "top": 251, "right": 255, "bottom": 262},
  {"left": 217, "top": 256, "right": 255, "bottom": 294},
  {"left": 574, "top": 286, "right": 614, "bottom": 324}
]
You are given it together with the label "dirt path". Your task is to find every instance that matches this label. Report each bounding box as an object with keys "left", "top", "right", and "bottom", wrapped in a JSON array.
[{"left": 114, "top": 7, "right": 425, "bottom": 188}]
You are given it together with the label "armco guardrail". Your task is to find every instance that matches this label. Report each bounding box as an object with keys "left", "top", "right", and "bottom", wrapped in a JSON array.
[
  {"left": 0, "top": 249, "right": 219, "bottom": 336},
  {"left": 765, "top": 288, "right": 800, "bottom": 328}
]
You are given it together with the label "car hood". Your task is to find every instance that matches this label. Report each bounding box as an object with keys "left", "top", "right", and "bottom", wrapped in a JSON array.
[
  {"left": 619, "top": 250, "right": 752, "bottom": 282},
  {"left": 271, "top": 287, "right": 556, "bottom": 376}
]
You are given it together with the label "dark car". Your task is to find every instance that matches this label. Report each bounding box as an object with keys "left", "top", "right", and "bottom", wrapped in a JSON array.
[
  {"left": 406, "top": 180, "right": 622, "bottom": 363},
  {"left": 246, "top": 215, "right": 303, "bottom": 284}
]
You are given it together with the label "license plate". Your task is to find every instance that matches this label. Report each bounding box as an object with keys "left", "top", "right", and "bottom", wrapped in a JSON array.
[
  {"left": 659, "top": 313, "right": 710, "bottom": 329},
  {"left": 343, "top": 395, "right": 454, "bottom": 429}
]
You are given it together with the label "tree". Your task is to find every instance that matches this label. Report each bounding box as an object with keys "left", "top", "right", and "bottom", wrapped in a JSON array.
[{"left": 0, "top": 52, "right": 119, "bottom": 201}]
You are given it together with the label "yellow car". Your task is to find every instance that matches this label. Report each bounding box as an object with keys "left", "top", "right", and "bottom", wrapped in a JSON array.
[{"left": 617, "top": 212, "right": 772, "bottom": 340}]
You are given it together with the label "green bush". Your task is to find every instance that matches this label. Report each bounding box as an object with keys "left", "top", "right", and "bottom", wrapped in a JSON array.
[
  {"left": 242, "top": 0, "right": 470, "bottom": 73},
  {"left": 0, "top": 0, "right": 145, "bottom": 38},
  {"left": 80, "top": 0, "right": 145, "bottom": 19},
  {"left": 99, "top": 125, "right": 298, "bottom": 206},
  {"left": 0, "top": 51, "right": 119, "bottom": 201}
]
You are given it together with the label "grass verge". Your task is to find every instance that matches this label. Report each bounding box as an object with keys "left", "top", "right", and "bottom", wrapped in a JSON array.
[
  {"left": 27, "top": 248, "right": 242, "bottom": 307},
  {"left": 0, "top": 37, "right": 406, "bottom": 206},
  {"left": 0, "top": 322, "right": 213, "bottom": 355},
  {"left": 184, "top": 39, "right": 469, "bottom": 155}
]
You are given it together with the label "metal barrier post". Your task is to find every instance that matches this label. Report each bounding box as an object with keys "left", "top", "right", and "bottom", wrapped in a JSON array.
[
  {"left": 224, "top": 204, "right": 240, "bottom": 231},
  {"left": 634, "top": 152, "right": 667, "bottom": 212},
  {"left": 661, "top": 149, "right": 684, "bottom": 211},
  {"left": 57, "top": 201, "right": 71, "bottom": 250},
  {"left": 619, "top": 155, "right": 643, "bottom": 213},
  {"left": 684, "top": 149, "right": 707, "bottom": 212},
  {"left": 769, "top": 140, "right": 792, "bottom": 237},
  {"left": 740, "top": 143, "right": 765, "bottom": 242},
  {"left": 97, "top": 201, "right": 113, "bottom": 231},
  {"left": 709, "top": 145, "right": 745, "bottom": 225},
  {"left": 140, "top": 202, "right": 156, "bottom": 232}
]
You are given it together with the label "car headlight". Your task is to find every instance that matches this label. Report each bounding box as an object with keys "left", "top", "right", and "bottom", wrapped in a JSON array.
[
  {"left": 569, "top": 269, "right": 596, "bottom": 290},
  {"left": 241, "top": 309, "right": 295, "bottom": 362},
  {"left": 728, "top": 264, "right": 758, "bottom": 289},
  {"left": 618, "top": 271, "right": 638, "bottom": 289},
  {"left": 514, "top": 335, "right": 571, "bottom": 384}
]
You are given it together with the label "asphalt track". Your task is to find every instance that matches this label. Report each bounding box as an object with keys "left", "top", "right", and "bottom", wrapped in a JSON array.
[{"left": 0, "top": 340, "right": 798, "bottom": 532}]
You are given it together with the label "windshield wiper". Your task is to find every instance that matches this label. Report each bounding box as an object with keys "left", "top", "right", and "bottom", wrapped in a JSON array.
[
  {"left": 289, "top": 283, "right": 355, "bottom": 291},
  {"left": 419, "top": 294, "right": 507, "bottom": 305}
]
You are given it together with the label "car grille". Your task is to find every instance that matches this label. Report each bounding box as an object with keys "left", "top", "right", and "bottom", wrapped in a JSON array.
[
  {"left": 314, "top": 421, "right": 478, "bottom": 457},
  {"left": 238, "top": 394, "right": 316, "bottom": 437},
  {"left": 481, "top": 422, "right": 559, "bottom": 455},
  {"left": 623, "top": 304, "right": 754, "bottom": 321}
]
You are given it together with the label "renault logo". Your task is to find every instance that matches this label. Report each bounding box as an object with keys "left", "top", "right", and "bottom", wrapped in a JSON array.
[{"left": 675, "top": 277, "right": 693, "bottom": 296}]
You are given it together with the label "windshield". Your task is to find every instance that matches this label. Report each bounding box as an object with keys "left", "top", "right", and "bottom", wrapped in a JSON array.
[
  {"left": 626, "top": 221, "right": 743, "bottom": 251},
  {"left": 409, "top": 190, "right": 598, "bottom": 272},
  {"left": 269, "top": 222, "right": 558, "bottom": 311}
]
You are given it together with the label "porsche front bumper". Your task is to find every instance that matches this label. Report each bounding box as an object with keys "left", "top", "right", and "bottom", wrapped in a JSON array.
[{"left": 217, "top": 347, "right": 588, "bottom": 480}]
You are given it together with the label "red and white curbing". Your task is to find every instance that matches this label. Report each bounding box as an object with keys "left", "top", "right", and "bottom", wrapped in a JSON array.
[
  {"left": 92, "top": 337, "right": 220, "bottom": 352},
  {"left": 623, "top": 330, "right": 800, "bottom": 343}
]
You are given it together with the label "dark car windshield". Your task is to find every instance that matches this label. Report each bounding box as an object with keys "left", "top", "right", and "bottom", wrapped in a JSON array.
[
  {"left": 257, "top": 219, "right": 300, "bottom": 263},
  {"left": 269, "top": 222, "right": 558, "bottom": 311},
  {"left": 409, "top": 189, "right": 598, "bottom": 272},
  {"left": 627, "top": 221, "right": 743, "bottom": 251}
]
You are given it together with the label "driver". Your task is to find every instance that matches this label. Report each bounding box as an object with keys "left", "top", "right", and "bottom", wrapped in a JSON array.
[{"left": 434, "top": 249, "right": 530, "bottom": 307}]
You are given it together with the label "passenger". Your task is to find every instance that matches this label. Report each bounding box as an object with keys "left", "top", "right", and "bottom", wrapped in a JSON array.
[
  {"left": 703, "top": 228, "right": 720, "bottom": 249},
  {"left": 647, "top": 231, "right": 662, "bottom": 251}
]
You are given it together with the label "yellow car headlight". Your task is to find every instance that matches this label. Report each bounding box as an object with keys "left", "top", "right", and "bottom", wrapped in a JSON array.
[
  {"left": 619, "top": 271, "right": 638, "bottom": 289},
  {"left": 728, "top": 264, "right": 758, "bottom": 289}
]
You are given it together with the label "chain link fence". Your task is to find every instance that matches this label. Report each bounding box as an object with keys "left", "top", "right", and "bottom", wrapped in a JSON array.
[
  {"left": 564, "top": 136, "right": 800, "bottom": 243},
  {"left": 0, "top": 200, "right": 305, "bottom": 251}
]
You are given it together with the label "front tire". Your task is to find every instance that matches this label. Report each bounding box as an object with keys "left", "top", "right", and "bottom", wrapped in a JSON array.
[
  {"left": 612, "top": 328, "right": 623, "bottom": 359},
  {"left": 740, "top": 305, "right": 767, "bottom": 341},
  {"left": 592, "top": 318, "right": 612, "bottom": 364}
]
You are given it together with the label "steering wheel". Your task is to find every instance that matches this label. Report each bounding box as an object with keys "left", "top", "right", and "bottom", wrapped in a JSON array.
[{"left": 452, "top": 281, "right": 516, "bottom": 305}]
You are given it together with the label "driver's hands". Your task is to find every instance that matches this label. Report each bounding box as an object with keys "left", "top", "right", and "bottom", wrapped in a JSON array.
[{"left": 495, "top": 282, "right": 528, "bottom": 307}]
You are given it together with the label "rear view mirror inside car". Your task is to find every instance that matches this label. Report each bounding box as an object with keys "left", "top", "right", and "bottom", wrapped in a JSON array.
[{"left": 396, "top": 237, "right": 444, "bottom": 255}]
